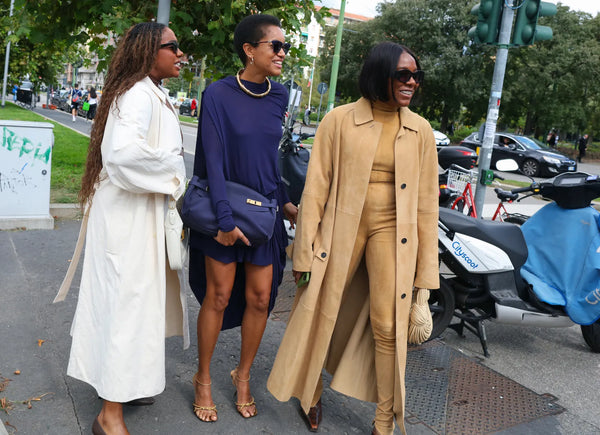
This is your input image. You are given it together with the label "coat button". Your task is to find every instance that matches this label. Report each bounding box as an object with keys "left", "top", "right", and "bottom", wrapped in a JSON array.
[
  {"left": 401, "top": 183, "right": 407, "bottom": 189},
  {"left": 401, "top": 293, "right": 407, "bottom": 299},
  {"left": 401, "top": 238, "right": 407, "bottom": 244},
  {"left": 321, "top": 252, "right": 327, "bottom": 258}
]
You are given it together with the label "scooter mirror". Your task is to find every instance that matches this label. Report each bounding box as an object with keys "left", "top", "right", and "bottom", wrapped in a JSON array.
[{"left": 495, "top": 159, "right": 519, "bottom": 172}]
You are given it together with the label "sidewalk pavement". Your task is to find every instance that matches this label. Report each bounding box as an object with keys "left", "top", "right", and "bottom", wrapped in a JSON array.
[
  {"left": 1, "top": 110, "right": 598, "bottom": 434},
  {"left": 2, "top": 216, "right": 596, "bottom": 435}
]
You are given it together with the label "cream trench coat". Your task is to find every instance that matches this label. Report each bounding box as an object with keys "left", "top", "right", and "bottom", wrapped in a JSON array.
[
  {"left": 267, "top": 98, "right": 439, "bottom": 433},
  {"left": 66, "top": 77, "right": 188, "bottom": 402}
]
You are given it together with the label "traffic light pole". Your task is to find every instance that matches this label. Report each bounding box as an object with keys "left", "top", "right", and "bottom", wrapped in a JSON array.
[{"left": 473, "top": 1, "right": 516, "bottom": 216}]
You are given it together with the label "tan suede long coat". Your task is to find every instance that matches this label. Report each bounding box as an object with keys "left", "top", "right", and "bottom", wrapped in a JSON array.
[{"left": 267, "top": 97, "right": 439, "bottom": 433}]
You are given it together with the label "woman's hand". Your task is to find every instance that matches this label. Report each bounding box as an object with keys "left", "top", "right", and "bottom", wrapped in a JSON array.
[
  {"left": 283, "top": 202, "right": 298, "bottom": 229},
  {"left": 214, "top": 227, "right": 250, "bottom": 247},
  {"left": 292, "top": 270, "right": 304, "bottom": 284}
]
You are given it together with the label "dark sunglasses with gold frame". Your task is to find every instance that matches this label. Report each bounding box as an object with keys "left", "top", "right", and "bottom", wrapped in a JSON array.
[{"left": 250, "top": 40, "right": 291, "bottom": 55}]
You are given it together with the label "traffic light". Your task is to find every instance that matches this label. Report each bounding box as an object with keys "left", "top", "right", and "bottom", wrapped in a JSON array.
[
  {"left": 512, "top": 0, "right": 557, "bottom": 46},
  {"left": 468, "top": 0, "right": 504, "bottom": 44}
]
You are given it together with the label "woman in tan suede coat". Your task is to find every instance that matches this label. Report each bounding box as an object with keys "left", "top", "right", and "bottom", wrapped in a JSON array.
[{"left": 267, "top": 42, "right": 439, "bottom": 435}]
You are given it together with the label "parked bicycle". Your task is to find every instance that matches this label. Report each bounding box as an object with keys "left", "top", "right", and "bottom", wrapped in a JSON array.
[{"left": 445, "top": 164, "right": 478, "bottom": 217}]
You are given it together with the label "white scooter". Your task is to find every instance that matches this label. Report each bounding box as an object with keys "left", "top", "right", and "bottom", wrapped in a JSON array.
[{"left": 430, "top": 160, "right": 600, "bottom": 356}]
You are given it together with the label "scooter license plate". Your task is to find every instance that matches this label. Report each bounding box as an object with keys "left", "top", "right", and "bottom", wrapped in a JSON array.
[{"left": 568, "top": 166, "right": 575, "bottom": 171}]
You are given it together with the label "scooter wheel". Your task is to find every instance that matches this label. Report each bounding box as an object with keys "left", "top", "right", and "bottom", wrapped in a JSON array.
[
  {"left": 581, "top": 321, "right": 600, "bottom": 353},
  {"left": 428, "top": 277, "right": 456, "bottom": 340}
]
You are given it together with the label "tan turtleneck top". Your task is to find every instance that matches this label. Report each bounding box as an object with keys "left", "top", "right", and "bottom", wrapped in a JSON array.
[{"left": 370, "top": 101, "right": 400, "bottom": 179}]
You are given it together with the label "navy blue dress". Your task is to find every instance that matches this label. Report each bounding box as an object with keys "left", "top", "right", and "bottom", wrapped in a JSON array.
[{"left": 189, "top": 75, "right": 290, "bottom": 330}]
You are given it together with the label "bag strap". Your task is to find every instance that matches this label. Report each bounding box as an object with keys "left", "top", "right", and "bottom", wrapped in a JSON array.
[{"left": 53, "top": 206, "right": 89, "bottom": 303}]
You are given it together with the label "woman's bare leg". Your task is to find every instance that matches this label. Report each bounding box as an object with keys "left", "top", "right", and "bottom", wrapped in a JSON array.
[
  {"left": 96, "top": 400, "right": 129, "bottom": 435},
  {"left": 194, "top": 257, "right": 236, "bottom": 421},
  {"left": 233, "top": 263, "right": 273, "bottom": 417}
]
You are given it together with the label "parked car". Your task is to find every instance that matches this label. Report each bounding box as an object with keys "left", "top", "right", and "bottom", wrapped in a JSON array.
[
  {"left": 433, "top": 129, "right": 450, "bottom": 147},
  {"left": 460, "top": 132, "right": 577, "bottom": 177},
  {"left": 179, "top": 98, "right": 192, "bottom": 116},
  {"left": 51, "top": 89, "right": 71, "bottom": 112}
]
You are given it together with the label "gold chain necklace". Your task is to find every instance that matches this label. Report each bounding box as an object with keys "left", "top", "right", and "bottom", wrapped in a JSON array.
[{"left": 236, "top": 69, "right": 271, "bottom": 98}]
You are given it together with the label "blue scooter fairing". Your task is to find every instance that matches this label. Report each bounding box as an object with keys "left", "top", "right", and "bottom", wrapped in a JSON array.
[{"left": 520, "top": 202, "right": 600, "bottom": 325}]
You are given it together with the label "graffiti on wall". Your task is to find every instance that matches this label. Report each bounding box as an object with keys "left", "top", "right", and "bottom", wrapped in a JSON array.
[
  {"left": 0, "top": 124, "right": 53, "bottom": 216},
  {"left": 2, "top": 126, "right": 52, "bottom": 165},
  {"left": 0, "top": 169, "right": 35, "bottom": 194}
]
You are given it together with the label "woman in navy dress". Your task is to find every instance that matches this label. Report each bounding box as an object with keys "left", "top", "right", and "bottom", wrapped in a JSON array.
[{"left": 188, "top": 14, "right": 297, "bottom": 422}]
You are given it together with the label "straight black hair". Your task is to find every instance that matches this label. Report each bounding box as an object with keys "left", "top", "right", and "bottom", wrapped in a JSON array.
[
  {"left": 234, "top": 14, "right": 282, "bottom": 65},
  {"left": 358, "top": 42, "right": 421, "bottom": 102}
]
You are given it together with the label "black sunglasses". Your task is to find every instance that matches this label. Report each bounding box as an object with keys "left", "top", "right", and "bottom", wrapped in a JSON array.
[
  {"left": 252, "top": 40, "right": 291, "bottom": 55},
  {"left": 160, "top": 41, "right": 181, "bottom": 54},
  {"left": 393, "top": 69, "right": 424, "bottom": 84}
]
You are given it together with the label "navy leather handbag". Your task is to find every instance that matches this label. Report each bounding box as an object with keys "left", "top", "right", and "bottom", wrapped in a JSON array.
[{"left": 181, "top": 176, "right": 278, "bottom": 246}]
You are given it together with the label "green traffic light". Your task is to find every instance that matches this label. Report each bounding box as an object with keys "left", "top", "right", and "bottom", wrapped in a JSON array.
[
  {"left": 468, "top": 0, "right": 503, "bottom": 44},
  {"left": 512, "top": 0, "right": 557, "bottom": 46}
]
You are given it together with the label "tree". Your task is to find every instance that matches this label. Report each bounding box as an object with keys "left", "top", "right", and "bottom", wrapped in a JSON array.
[
  {"left": 502, "top": 7, "right": 600, "bottom": 137},
  {"left": 315, "top": 0, "right": 600, "bottom": 139},
  {"left": 0, "top": 0, "right": 326, "bottom": 91},
  {"left": 318, "top": 0, "right": 495, "bottom": 132}
]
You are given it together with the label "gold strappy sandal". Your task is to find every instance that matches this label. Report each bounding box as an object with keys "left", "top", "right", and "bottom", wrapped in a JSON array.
[
  {"left": 230, "top": 367, "right": 257, "bottom": 418},
  {"left": 192, "top": 373, "right": 217, "bottom": 422}
]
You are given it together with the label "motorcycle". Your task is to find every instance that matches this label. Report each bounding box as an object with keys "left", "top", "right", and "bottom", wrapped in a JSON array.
[{"left": 431, "top": 159, "right": 600, "bottom": 356}]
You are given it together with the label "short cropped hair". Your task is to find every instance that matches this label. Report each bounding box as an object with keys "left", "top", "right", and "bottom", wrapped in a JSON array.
[
  {"left": 234, "top": 14, "right": 282, "bottom": 65},
  {"left": 358, "top": 42, "right": 421, "bottom": 102}
]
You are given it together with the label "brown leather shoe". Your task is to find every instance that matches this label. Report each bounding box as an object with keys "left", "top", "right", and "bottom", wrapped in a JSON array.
[
  {"left": 124, "top": 396, "right": 155, "bottom": 406},
  {"left": 301, "top": 398, "right": 322, "bottom": 432},
  {"left": 91, "top": 417, "right": 107, "bottom": 435}
]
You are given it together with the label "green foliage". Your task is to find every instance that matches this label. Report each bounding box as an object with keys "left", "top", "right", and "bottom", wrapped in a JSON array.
[
  {"left": 451, "top": 125, "right": 479, "bottom": 143},
  {"left": 0, "top": 102, "right": 88, "bottom": 203},
  {"left": 315, "top": 0, "right": 600, "bottom": 141},
  {"left": 319, "top": 0, "right": 493, "bottom": 132},
  {"left": 1, "top": 0, "right": 325, "bottom": 90}
]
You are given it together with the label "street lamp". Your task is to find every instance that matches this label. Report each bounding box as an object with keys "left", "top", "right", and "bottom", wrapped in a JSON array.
[
  {"left": 1, "top": 0, "right": 16, "bottom": 108},
  {"left": 326, "top": 0, "right": 346, "bottom": 112}
]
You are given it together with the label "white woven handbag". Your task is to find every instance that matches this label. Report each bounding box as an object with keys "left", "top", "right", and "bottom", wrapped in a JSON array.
[{"left": 165, "top": 197, "right": 187, "bottom": 270}]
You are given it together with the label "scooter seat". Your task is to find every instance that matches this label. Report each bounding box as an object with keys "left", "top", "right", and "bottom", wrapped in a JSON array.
[{"left": 439, "top": 207, "right": 528, "bottom": 269}]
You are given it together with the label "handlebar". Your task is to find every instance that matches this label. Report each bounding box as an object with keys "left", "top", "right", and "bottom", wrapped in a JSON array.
[
  {"left": 511, "top": 185, "right": 538, "bottom": 194},
  {"left": 494, "top": 187, "right": 519, "bottom": 202},
  {"left": 448, "top": 163, "right": 471, "bottom": 173},
  {"left": 505, "top": 172, "right": 600, "bottom": 209}
]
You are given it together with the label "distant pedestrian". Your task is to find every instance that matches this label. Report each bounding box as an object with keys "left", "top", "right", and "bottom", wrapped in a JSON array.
[
  {"left": 190, "top": 97, "right": 198, "bottom": 117},
  {"left": 303, "top": 105, "right": 311, "bottom": 125},
  {"left": 546, "top": 131, "right": 557, "bottom": 148},
  {"left": 86, "top": 87, "right": 97, "bottom": 121},
  {"left": 62, "top": 22, "right": 186, "bottom": 435},
  {"left": 70, "top": 83, "right": 82, "bottom": 122},
  {"left": 12, "top": 83, "right": 17, "bottom": 102},
  {"left": 578, "top": 134, "right": 588, "bottom": 162}
]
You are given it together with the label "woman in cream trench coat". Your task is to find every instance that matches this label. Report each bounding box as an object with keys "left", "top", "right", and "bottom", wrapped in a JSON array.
[
  {"left": 267, "top": 45, "right": 439, "bottom": 434},
  {"left": 59, "top": 23, "right": 188, "bottom": 434}
]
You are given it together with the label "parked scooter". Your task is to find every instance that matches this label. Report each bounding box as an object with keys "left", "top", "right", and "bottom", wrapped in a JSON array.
[
  {"left": 431, "top": 159, "right": 600, "bottom": 356},
  {"left": 278, "top": 124, "right": 313, "bottom": 207}
]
